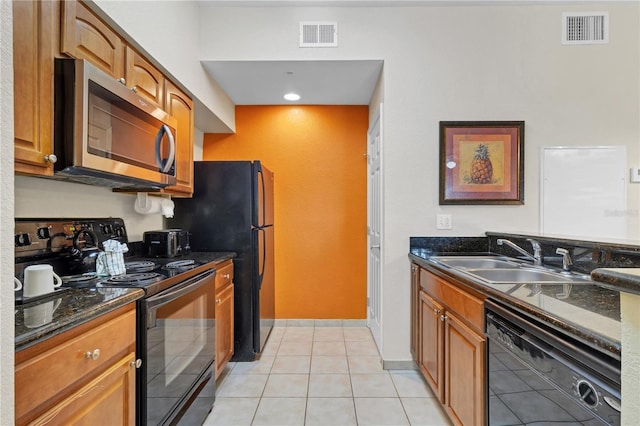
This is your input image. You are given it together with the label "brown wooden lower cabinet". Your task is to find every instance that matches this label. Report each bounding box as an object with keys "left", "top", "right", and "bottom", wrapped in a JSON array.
[
  {"left": 15, "top": 303, "right": 137, "bottom": 425},
  {"left": 215, "top": 260, "right": 235, "bottom": 379},
  {"left": 412, "top": 263, "right": 486, "bottom": 425}
]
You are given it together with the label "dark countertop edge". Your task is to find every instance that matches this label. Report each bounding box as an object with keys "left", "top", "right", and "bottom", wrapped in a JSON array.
[
  {"left": 15, "top": 288, "right": 144, "bottom": 352},
  {"left": 409, "top": 252, "right": 622, "bottom": 359},
  {"left": 591, "top": 268, "right": 640, "bottom": 295}
]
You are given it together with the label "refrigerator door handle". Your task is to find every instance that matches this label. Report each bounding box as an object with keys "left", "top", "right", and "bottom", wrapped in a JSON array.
[{"left": 258, "top": 227, "right": 266, "bottom": 289}]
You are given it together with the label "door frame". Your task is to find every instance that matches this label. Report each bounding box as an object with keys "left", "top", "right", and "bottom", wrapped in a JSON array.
[{"left": 367, "top": 103, "right": 383, "bottom": 351}]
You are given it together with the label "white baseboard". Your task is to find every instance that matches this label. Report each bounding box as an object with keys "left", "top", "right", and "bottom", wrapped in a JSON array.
[{"left": 273, "top": 319, "right": 368, "bottom": 327}]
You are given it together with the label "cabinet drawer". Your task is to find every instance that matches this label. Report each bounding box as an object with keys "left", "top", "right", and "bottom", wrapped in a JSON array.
[
  {"left": 215, "top": 260, "right": 234, "bottom": 290},
  {"left": 420, "top": 269, "right": 484, "bottom": 333},
  {"left": 15, "top": 305, "right": 136, "bottom": 421}
]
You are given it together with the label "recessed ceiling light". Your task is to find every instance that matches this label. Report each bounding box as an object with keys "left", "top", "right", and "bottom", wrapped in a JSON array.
[{"left": 284, "top": 93, "right": 300, "bottom": 101}]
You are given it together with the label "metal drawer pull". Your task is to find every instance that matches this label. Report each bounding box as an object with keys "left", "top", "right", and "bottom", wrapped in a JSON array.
[
  {"left": 85, "top": 349, "right": 101, "bottom": 360},
  {"left": 223, "top": 274, "right": 230, "bottom": 280},
  {"left": 130, "top": 359, "right": 143, "bottom": 368},
  {"left": 216, "top": 298, "right": 222, "bottom": 304},
  {"left": 440, "top": 315, "right": 447, "bottom": 322}
]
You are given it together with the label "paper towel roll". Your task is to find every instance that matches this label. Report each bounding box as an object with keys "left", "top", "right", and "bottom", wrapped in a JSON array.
[{"left": 134, "top": 193, "right": 174, "bottom": 218}]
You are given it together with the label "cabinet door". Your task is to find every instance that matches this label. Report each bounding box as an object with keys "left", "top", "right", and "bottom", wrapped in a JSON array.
[
  {"left": 410, "top": 264, "right": 420, "bottom": 361},
  {"left": 444, "top": 311, "right": 485, "bottom": 426},
  {"left": 216, "top": 283, "right": 235, "bottom": 378},
  {"left": 31, "top": 353, "right": 136, "bottom": 425},
  {"left": 13, "top": 0, "right": 55, "bottom": 176},
  {"left": 164, "top": 80, "right": 194, "bottom": 196},
  {"left": 125, "top": 46, "right": 164, "bottom": 108},
  {"left": 60, "top": 0, "right": 124, "bottom": 79},
  {"left": 419, "top": 290, "right": 445, "bottom": 402}
]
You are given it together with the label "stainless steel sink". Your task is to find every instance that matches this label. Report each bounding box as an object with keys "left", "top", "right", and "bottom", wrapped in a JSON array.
[
  {"left": 430, "top": 256, "right": 521, "bottom": 269},
  {"left": 462, "top": 268, "right": 592, "bottom": 284}
]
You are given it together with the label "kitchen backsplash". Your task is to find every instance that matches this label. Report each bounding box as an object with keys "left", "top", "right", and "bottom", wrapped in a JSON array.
[
  {"left": 410, "top": 233, "right": 640, "bottom": 275},
  {"left": 14, "top": 176, "right": 163, "bottom": 241}
]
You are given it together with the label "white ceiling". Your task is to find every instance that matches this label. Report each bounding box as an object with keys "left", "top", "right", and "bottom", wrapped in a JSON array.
[{"left": 201, "top": 60, "right": 384, "bottom": 105}]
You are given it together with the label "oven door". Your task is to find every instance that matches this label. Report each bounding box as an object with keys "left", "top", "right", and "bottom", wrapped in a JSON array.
[{"left": 142, "top": 270, "right": 216, "bottom": 425}]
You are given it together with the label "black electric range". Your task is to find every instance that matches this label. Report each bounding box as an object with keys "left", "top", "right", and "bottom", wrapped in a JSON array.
[{"left": 14, "top": 218, "right": 228, "bottom": 425}]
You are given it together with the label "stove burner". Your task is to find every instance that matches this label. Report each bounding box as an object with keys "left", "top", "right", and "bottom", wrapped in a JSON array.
[
  {"left": 61, "top": 273, "right": 101, "bottom": 287},
  {"left": 125, "top": 261, "right": 157, "bottom": 273},
  {"left": 165, "top": 259, "right": 196, "bottom": 269},
  {"left": 103, "top": 272, "right": 163, "bottom": 286}
]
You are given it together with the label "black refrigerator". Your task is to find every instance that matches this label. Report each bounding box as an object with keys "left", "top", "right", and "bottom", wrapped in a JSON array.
[{"left": 168, "top": 161, "right": 275, "bottom": 361}]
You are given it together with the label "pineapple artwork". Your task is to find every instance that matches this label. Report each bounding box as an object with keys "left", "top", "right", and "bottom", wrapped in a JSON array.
[
  {"left": 454, "top": 137, "right": 508, "bottom": 189},
  {"left": 470, "top": 144, "right": 493, "bottom": 184},
  {"left": 442, "top": 122, "right": 523, "bottom": 204}
]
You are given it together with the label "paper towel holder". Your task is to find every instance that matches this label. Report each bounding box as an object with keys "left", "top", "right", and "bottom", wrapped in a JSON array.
[{"left": 134, "top": 192, "right": 175, "bottom": 218}]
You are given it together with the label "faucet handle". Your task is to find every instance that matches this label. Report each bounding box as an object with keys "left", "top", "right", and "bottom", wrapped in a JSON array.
[{"left": 556, "top": 248, "right": 573, "bottom": 272}]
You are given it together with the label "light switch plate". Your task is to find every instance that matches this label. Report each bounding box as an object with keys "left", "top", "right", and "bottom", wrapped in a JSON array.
[{"left": 436, "top": 214, "right": 452, "bottom": 230}]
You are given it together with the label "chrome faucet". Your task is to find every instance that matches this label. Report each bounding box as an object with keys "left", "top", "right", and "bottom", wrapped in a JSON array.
[
  {"left": 555, "top": 248, "right": 573, "bottom": 273},
  {"left": 496, "top": 238, "right": 543, "bottom": 266}
]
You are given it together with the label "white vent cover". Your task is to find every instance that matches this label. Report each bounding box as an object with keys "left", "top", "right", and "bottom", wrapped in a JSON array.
[
  {"left": 562, "top": 12, "right": 609, "bottom": 45},
  {"left": 299, "top": 22, "right": 338, "bottom": 47}
]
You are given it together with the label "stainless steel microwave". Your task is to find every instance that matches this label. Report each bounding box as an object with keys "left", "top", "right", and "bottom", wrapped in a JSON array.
[{"left": 53, "top": 58, "right": 177, "bottom": 189}]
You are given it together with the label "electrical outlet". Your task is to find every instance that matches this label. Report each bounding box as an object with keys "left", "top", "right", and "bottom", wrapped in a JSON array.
[{"left": 436, "top": 214, "right": 452, "bottom": 230}]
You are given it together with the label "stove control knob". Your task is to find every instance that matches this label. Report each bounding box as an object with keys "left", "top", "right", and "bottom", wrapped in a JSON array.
[
  {"left": 37, "top": 227, "right": 51, "bottom": 239},
  {"left": 15, "top": 233, "right": 31, "bottom": 247},
  {"left": 114, "top": 227, "right": 126, "bottom": 238},
  {"left": 102, "top": 224, "right": 114, "bottom": 235}
]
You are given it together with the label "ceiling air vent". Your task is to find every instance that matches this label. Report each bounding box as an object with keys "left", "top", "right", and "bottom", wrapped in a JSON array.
[
  {"left": 299, "top": 22, "right": 338, "bottom": 48},
  {"left": 562, "top": 12, "right": 609, "bottom": 45}
]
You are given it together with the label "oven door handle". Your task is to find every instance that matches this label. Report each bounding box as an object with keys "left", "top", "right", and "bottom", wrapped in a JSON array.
[{"left": 146, "top": 270, "right": 215, "bottom": 312}]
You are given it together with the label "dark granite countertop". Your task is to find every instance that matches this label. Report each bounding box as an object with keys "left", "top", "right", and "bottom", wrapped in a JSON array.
[
  {"left": 409, "top": 249, "right": 622, "bottom": 359},
  {"left": 590, "top": 268, "right": 640, "bottom": 295},
  {"left": 15, "top": 287, "right": 144, "bottom": 352},
  {"left": 15, "top": 252, "right": 236, "bottom": 352}
]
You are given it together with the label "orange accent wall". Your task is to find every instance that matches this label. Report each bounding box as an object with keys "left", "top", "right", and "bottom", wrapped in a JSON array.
[{"left": 203, "top": 105, "right": 368, "bottom": 319}]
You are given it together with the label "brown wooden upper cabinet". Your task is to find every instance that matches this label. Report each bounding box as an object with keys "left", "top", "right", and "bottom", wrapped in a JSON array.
[
  {"left": 13, "top": 0, "right": 56, "bottom": 176},
  {"left": 125, "top": 47, "right": 165, "bottom": 109},
  {"left": 60, "top": 0, "right": 124, "bottom": 80},
  {"left": 164, "top": 80, "right": 194, "bottom": 197}
]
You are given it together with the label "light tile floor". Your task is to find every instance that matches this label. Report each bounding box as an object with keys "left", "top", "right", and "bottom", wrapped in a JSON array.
[{"left": 203, "top": 326, "right": 451, "bottom": 425}]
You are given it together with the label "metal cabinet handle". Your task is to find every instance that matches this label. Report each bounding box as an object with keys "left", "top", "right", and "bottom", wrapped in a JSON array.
[
  {"left": 85, "top": 349, "right": 101, "bottom": 360},
  {"left": 223, "top": 274, "right": 230, "bottom": 280},
  {"left": 131, "top": 85, "right": 138, "bottom": 93},
  {"left": 216, "top": 298, "right": 222, "bottom": 304},
  {"left": 44, "top": 154, "right": 57, "bottom": 164},
  {"left": 116, "top": 77, "right": 126, "bottom": 85},
  {"left": 440, "top": 315, "right": 447, "bottom": 322},
  {"left": 130, "top": 359, "right": 142, "bottom": 368},
  {"left": 434, "top": 309, "right": 441, "bottom": 315}
]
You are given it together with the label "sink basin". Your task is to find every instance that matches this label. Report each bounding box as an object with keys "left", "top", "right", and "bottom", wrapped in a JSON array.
[
  {"left": 431, "top": 256, "right": 521, "bottom": 269},
  {"left": 462, "top": 268, "right": 591, "bottom": 284}
]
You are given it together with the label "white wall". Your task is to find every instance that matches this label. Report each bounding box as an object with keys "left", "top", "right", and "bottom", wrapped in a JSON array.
[
  {"left": 196, "top": 3, "right": 640, "bottom": 362},
  {"left": 0, "top": 1, "right": 14, "bottom": 422},
  {"left": 14, "top": 177, "right": 164, "bottom": 241}
]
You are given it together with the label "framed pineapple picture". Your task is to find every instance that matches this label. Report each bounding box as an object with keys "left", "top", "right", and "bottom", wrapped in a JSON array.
[{"left": 439, "top": 121, "right": 524, "bottom": 205}]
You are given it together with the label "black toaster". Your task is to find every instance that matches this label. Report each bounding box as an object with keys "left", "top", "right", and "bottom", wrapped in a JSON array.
[{"left": 143, "top": 229, "right": 190, "bottom": 258}]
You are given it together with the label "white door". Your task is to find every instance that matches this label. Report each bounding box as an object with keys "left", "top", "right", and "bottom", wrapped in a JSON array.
[{"left": 367, "top": 105, "right": 383, "bottom": 350}]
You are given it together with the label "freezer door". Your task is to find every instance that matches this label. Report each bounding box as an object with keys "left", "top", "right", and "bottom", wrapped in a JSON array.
[{"left": 253, "top": 162, "right": 275, "bottom": 228}]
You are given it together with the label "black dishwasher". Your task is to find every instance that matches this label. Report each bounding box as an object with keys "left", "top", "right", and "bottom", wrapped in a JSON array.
[{"left": 485, "top": 300, "right": 621, "bottom": 425}]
